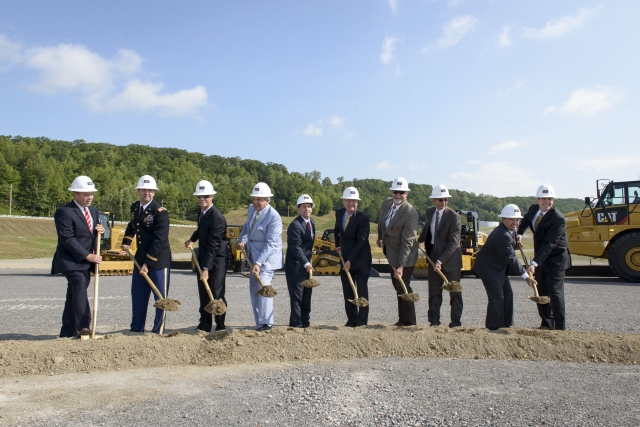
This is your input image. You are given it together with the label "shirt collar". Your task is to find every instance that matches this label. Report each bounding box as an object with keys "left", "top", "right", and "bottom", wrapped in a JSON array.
[
  {"left": 74, "top": 200, "right": 88, "bottom": 211},
  {"left": 141, "top": 200, "right": 153, "bottom": 211}
]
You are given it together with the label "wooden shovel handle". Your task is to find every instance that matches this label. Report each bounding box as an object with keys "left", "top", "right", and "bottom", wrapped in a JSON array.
[
  {"left": 125, "top": 249, "right": 164, "bottom": 299},
  {"left": 190, "top": 247, "right": 214, "bottom": 300},
  {"left": 239, "top": 247, "right": 266, "bottom": 288},
  {"left": 91, "top": 233, "right": 101, "bottom": 339},
  {"left": 419, "top": 245, "right": 450, "bottom": 283},
  {"left": 391, "top": 266, "right": 409, "bottom": 294},
  {"left": 337, "top": 251, "right": 360, "bottom": 299}
]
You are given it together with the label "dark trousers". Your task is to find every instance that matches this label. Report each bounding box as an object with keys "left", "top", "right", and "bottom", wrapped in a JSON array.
[
  {"left": 60, "top": 269, "right": 92, "bottom": 338},
  {"left": 286, "top": 271, "right": 313, "bottom": 327},
  {"left": 131, "top": 267, "right": 170, "bottom": 333},
  {"left": 196, "top": 255, "right": 227, "bottom": 332},
  {"left": 535, "top": 267, "right": 566, "bottom": 330},
  {"left": 340, "top": 269, "right": 369, "bottom": 326},
  {"left": 427, "top": 265, "right": 463, "bottom": 327},
  {"left": 390, "top": 266, "right": 416, "bottom": 325},
  {"left": 481, "top": 275, "right": 513, "bottom": 330}
]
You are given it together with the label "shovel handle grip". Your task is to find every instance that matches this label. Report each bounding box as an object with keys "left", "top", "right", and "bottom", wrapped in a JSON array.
[
  {"left": 419, "top": 245, "right": 450, "bottom": 283},
  {"left": 338, "top": 251, "right": 359, "bottom": 299},
  {"left": 125, "top": 249, "right": 163, "bottom": 299}
]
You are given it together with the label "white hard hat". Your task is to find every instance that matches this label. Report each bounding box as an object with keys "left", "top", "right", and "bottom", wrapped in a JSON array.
[
  {"left": 296, "top": 194, "right": 315, "bottom": 207},
  {"left": 341, "top": 186, "right": 361, "bottom": 200},
  {"left": 68, "top": 175, "right": 98, "bottom": 192},
  {"left": 389, "top": 177, "right": 410, "bottom": 192},
  {"left": 535, "top": 184, "right": 557, "bottom": 198},
  {"left": 250, "top": 182, "right": 273, "bottom": 198},
  {"left": 193, "top": 180, "right": 217, "bottom": 196},
  {"left": 430, "top": 184, "right": 451, "bottom": 199},
  {"left": 499, "top": 204, "right": 524, "bottom": 219},
  {"left": 135, "top": 175, "right": 159, "bottom": 190}
]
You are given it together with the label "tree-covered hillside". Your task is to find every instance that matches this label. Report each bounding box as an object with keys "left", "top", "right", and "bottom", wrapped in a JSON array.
[{"left": 0, "top": 135, "right": 585, "bottom": 225}]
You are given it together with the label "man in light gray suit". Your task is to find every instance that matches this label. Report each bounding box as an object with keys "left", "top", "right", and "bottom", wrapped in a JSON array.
[
  {"left": 418, "top": 184, "right": 463, "bottom": 327},
  {"left": 377, "top": 177, "right": 419, "bottom": 326},
  {"left": 237, "top": 182, "right": 283, "bottom": 331}
]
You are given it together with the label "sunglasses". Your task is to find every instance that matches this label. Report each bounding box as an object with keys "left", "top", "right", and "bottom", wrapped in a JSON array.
[
  {"left": 435, "top": 198, "right": 448, "bottom": 202},
  {"left": 392, "top": 191, "right": 406, "bottom": 195},
  {"left": 197, "top": 195, "right": 211, "bottom": 199}
]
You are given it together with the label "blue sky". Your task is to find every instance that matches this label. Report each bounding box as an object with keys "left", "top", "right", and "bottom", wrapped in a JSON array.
[{"left": 1, "top": 1, "right": 638, "bottom": 198}]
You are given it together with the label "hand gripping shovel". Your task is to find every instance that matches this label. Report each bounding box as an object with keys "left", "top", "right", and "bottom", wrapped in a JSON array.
[
  {"left": 239, "top": 248, "right": 278, "bottom": 297},
  {"left": 518, "top": 247, "right": 550, "bottom": 305},
  {"left": 300, "top": 270, "right": 320, "bottom": 289},
  {"left": 419, "top": 245, "right": 463, "bottom": 293},
  {"left": 391, "top": 266, "right": 420, "bottom": 302},
  {"left": 125, "top": 249, "right": 181, "bottom": 311},
  {"left": 337, "top": 251, "right": 369, "bottom": 307},
  {"left": 190, "top": 247, "right": 227, "bottom": 315}
]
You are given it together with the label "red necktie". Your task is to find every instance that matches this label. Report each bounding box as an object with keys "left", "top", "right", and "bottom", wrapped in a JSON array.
[
  {"left": 306, "top": 221, "right": 311, "bottom": 233},
  {"left": 84, "top": 207, "right": 92, "bottom": 231}
]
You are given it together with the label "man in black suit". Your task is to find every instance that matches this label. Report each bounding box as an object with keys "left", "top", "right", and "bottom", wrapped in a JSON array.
[
  {"left": 285, "top": 194, "right": 316, "bottom": 328},
  {"left": 474, "top": 204, "right": 537, "bottom": 330},
  {"left": 185, "top": 180, "right": 228, "bottom": 332},
  {"left": 517, "top": 184, "right": 571, "bottom": 330},
  {"left": 52, "top": 176, "right": 104, "bottom": 338},
  {"left": 121, "top": 175, "right": 172, "bottom": 334},
  {"left": 418, "top": 184, "right": 463, "bottom": 327},
  {"left": 335, "top": 186, "right": 372, "bottom": 327}
]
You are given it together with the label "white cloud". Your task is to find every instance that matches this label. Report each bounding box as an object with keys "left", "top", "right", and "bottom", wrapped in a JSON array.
[
  {"left": 489, "top": 140, "right": 526, "bottom": 154},
  {"left": 545, "top": 86, "right": 625, "bottom": 116},
  {"left": 0, "top": 34, "right": 23, "bottom": 68},
  {"left": 0, "top": 35, "right": 209, "bottom": 117},
  {"left": 388, "top": 0, "right": 399, "bottom": 15},
  {"left": 376, "top": 160, "right": 399, "bottom": 170},
  {"left": 449, "top": 161, "right": 539, "bottom": 197},
  {"left": 447, "top": 0, "right": 464, "bottom": 9},
  {"left": 328, "top": 115, "right": 344, "bottom": 130},
  {"left": 302, "top": 123, "right": 323, "bottom": 137},
  {"left": 496, "top": 26, "right": 512, "bottom": 47},
  {"left": 436, "top": 15, "right": 478, "bottom": 49},
  {"left": 572, "top": 154, "right": 640, "bottom": 173},
  {"left": 522, "top": 7, "right": 598, "bottom": 39},
  {"left": 380, "top": 36, "right": 402, "bottom": 64}
]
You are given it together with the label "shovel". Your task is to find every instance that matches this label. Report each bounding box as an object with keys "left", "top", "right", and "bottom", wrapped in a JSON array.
[
  {"left": 391, "top": 266, "right": 420, "bottom": 302},
  {"left": 125, "top": 249, "right": 181, "bottom": 311},
  {"left": 239, "top": 248, "right": 278, "bottom": 297},
  {"left": 90, "top": 233, "right": 101, "bottom": 340},
  {"left": 419, "top": 245, "right": 463, "bottom": 292},
  {"left": 337, "top": 251, "right": 369, "bottom": 307},
  {"left": 519, "top": 247, "right": 550, "bottom": 305},
  {"left": 300, "top": 270, "right": 320, "bottom": 288},
  {"left": 190, "top": 247, "right": 227, "bottom": 315}
]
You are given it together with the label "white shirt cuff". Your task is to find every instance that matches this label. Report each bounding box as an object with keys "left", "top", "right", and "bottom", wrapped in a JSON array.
[
  {"left": 255, "top": 262, "right": 262, "bottom": 267},
  {"left": 531, "top": 260, "right": 538, "bottom": 267},
  {"left": 303, "top": 262, "right": 311, "bottom": 268},
  {"left": 521, "top": 272, "right": 529, "bottom": 280}
]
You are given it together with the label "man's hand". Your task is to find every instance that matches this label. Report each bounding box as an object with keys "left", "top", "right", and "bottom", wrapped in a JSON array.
[
  {"left": 376, "top": 239, "right": 382, "bottom": 248},
  {"left": 200, "top": 269, "right": 209, "bottom": 281},
  {"left": 516, "top": 234, "right": 522, "bottom": 247},
  {"left": 305, "top": 265, "right": 315, "bottom": 273},
  {"left": 140, "top": 263, "right": 149, "bottom": 275},
  {"left": 236, "top": 242, "right": 244, "bottom": 250},
  {"left": 525, "top": 276, "right": 537, "bottom": 288},
  {"left": 527, "top": 264, "right": 536, "bottom": 275},
  {"left": 342, "top": 260, "right": 351, "bottom": 271},
  {"left": 335, "top": 247, "right": 341, "bottom": 253},
  {"left": 395, "top": 265, "right": 404, "bottom": 278},
  {"left": 86, "top": 254, "right": 102, "bottom": 263},
  {"left": 95, "top": 224, "right": 105, "bottom": 235},
  {"left": 252, "top": 264, "right": 260, "bottom": 275},
  {"left": 184, "top": 240, "right": 192, "bottom": 249},
  {"left": 120, "top": 244, "right": 130, "bottom": 254},
  {"left": 434, "top": 262, "right": 442, "bottom": 271}
]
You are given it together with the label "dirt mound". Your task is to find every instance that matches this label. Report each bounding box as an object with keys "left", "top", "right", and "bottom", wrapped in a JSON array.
[{"left": 1, "top": 326, "right": 639, "bottom": 378}]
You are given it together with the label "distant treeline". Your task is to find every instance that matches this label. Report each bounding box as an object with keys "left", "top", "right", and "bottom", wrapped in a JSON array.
[{"left": 0, "top": 135, "right": 585, "bottom": 225}]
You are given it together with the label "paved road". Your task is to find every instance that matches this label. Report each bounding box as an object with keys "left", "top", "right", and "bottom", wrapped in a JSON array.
[{"left": 0, "top": 269, "right": 638, "bottom": 339}]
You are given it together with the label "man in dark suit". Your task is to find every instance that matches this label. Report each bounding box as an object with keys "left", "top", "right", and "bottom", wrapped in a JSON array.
[
  {"left": 185, "top": 180, "right": 228, "bottom": 332},
  {"left": 52, "top": 175, "right": 104, "bottom": 338},
  {"left": 377, "top": 177, "right": 419, "bottom": 326},
  {"left": 121, "top": 175, "right": 172, "bottom": 334},
  {"left": 335, "top": 186, "right": 372, "bottom": 327},
  {"left": 417, "top": 184, "right": 463, "bottom": 327},
  {"left": 517, "top": 184, "right": 571, "bottom": 330},
  {"left": 285, "top": 194, "right": 317, "bottom": 328},
  {"left": 474, "top": 204, "right": 537, "bottom": 330}
]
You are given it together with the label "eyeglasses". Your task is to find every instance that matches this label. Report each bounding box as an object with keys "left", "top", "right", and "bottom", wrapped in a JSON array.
[
  {"left": 435, "top": 199, "right": 448, "bottom": 202},
  {"left": 197, "top": 195, "right": 211, "bottom": 199},
  {"left": 392, "top": 191, "right": 406, "bottom": 195}
]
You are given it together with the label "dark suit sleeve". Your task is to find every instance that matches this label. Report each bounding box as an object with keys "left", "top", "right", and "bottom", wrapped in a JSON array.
[
  {"left": 438, "top": 212, "right": 461, "bottom": 264},
  {"left": 517, "top": 205, "right": 535, "bottom": 235},
  {"left": 334, "top": 211, "right": 342, "bottom": 249},
  {"left": 203, "top": 210, "right": 226, "bottom": 270},
  {"left": 144, "top": 209, "right": 169, "bottom": 269},
  {"left": 287, "top": 221, "right": 310, "bottom": 266},
  {"left": 190, "top": 227, "right": 198, "bottom": 243},
  {"left": 417, "top": 209, "right": 430, "bottom": 244},
  {"left": 55, "top": 208, "right": 90, "bottom": 262},
  {"left": 496, "top": 231, "right": 526, "bottom": 276},
  {"left": 347, "top": 214, "right": 370, "bottom": 264},
  {"left": 532, "top": 212, "right": 565, "bottom": 266}
]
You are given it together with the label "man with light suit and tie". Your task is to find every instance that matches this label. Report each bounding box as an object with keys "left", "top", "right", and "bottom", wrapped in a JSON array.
[
  {"left": 377, "top": 177, "right": 419, "bottom": 326},
  {"left": 237, "top": 182, "right": 283, "bottom": 331}
]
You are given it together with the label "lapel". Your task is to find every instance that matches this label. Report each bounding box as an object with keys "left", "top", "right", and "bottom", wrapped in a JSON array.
[
  {"left": 250, "top": 205, "right": 270, "bottom": 237},
  {"left": 200, "top": 206, "right": 213, "bottom": 226},
  {"left": 535, "top": 207, "right": 553, "bottom": 233},
  {"left": 71, "top": 202, "right": 93, "bottom": 232},
  {"left": 438, "top": 208, "right": 452, "bottom": 232},
  {"left": 387, "top": 202, "right": 405, "bottom": 230},
  {"left": 499, "top": 223, "right": 516, "bottom": 249}
]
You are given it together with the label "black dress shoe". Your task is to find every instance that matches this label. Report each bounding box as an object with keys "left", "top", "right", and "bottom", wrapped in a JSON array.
[
  {"left": 257, "top": 324, "right": 272, "bottom": 331},
  {"left": 344, "top": 322, "right": 357, "bottom": 327},
  {"left": 538, "top": 326, "right": 555, "bottom": 330},
  {"left": 214, "top": 325, "right": 226, "bottom": 331}
]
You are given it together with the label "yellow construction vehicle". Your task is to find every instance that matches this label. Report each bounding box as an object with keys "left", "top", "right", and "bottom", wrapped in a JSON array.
[
  {"left": 311, "top": 229, "right": 342, "bottom": 275},
  {"left": 412, "top": 210, "right": 486, "bottom": 279},
  {"left": 565, "top": 179, "right": 640, "bottom": 282},
  {"left": 190, "top": 225, "right": 248, "bottom": 273},
  {"left": 95, "top": 212, "right": 135, "bottom": 276}
]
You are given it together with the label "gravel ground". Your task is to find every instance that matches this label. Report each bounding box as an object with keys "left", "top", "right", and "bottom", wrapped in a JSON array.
[{"left": 0, "top": 269, "right": 638, "bottom": 338}]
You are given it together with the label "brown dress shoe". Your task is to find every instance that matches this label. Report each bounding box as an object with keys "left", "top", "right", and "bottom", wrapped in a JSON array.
[
  {"left": 538, "top": 326, "right": 555, "bottom": 330},
  {"left": 77, "top": 328, "right": 91, "bottom": 338}
]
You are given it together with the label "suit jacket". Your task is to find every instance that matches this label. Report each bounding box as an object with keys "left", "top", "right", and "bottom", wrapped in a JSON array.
[
  {"left": 122, "top": 199, "right": 171, "bottom": 270},
  {"left": 238, "top": 203, "right": 283, "bottom": 271},
  {"left": 190, "top": 204, "right": 227, "bottom": 270},
  {"left": 517, "top": 205, "right": 571, "bottom": 271},
  {"left": 377, "top": 198, "right": 419, "bottom": 267},
  {"left": 52, "top": 201, "right": 99, "bottom": 274},
  {"left": 473, "top": 223, "right": 526, "bottom": 282},
  {"left": 418, "top": 206, "right": 462, "bottom": 271},
  {"left": 285, "top": 215, "right": 316, "bottom": 275},
  {"left": 334, "top": 207, "right": 372, "bottom": 271}
]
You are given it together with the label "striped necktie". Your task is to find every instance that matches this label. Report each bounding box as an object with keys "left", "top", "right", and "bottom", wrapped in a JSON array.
[
  {"left": 250, "top": 212, "right": 260, "bottom": 232},
  {"left": 83, "top": 207, "right": 92, "bottom": 231},
  {"left": 435, "top": 211, "right": 441, "bottom": 233}
]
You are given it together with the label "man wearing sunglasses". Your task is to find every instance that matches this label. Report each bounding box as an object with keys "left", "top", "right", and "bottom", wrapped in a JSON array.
[
  {"left": 185, "top": 180, "right": 228, "bottom": 332},
  {"left": 377, "top": 177, "right": 419, "bottom": 326},
  {"left": 418, "top": 184, "right": 463, "bottom": 328}
]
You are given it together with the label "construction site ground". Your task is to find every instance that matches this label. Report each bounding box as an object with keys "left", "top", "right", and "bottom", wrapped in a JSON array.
[{"left": 0, "top": 269, "right": 639, "bottom": 426}]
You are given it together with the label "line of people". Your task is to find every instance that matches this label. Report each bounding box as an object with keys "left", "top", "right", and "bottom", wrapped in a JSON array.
[{"left": 52, "top": 174, "right": 569, "bottom": 338}]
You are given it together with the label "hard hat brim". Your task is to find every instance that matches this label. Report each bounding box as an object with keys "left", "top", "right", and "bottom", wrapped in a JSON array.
[{"left": 68, "top": 187, "right": 98, "bottom": 192}]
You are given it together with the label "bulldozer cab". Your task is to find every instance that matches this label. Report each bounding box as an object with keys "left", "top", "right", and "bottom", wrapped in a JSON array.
[{"left": 591, "top": 180, "right": 640, "bottom": 225}]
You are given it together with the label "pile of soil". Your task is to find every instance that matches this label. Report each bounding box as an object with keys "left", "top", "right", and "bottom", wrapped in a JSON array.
[{"left": 1, "top": 325, "right": 639, "bottom": 378}]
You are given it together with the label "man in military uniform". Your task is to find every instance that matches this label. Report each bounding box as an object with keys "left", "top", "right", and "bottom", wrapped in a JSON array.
[{"left": 121, "top": 175, "right": 172, "bottom": 333}]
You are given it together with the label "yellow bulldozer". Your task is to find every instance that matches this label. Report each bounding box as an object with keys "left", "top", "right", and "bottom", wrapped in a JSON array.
[
  {"left": 95, "top": 212, "right": 136, "bottom": 276},
  {"left": 565, "top": 179, "right": 640, "bottom": 282}
]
